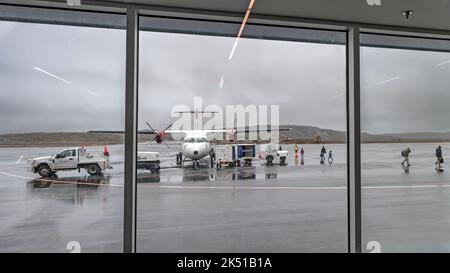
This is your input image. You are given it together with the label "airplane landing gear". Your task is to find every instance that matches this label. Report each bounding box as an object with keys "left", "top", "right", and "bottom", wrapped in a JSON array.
[{"left": 193, "top": 160, "right": 200, "bottom": 170}]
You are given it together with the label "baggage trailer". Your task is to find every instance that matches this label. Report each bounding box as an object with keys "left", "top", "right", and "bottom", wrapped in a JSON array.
[{"left": 215, "top": 144, "right": 256, "bottom": 168}]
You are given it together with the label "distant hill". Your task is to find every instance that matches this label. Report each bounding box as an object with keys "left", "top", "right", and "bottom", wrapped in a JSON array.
[
  {"left": 280, "top": 126, "right": 450, "bottom": 143},
  {"left": 279, "top": 125, "right": 346, "bottom": 143},
  {"left": 0, "top": 133, "right": 153, "bottom": 147},
  {"left": 236, "top": 125, "right": 450, "bottom": 144},
  {"left": 377, "top": 132, "right": 450, "bottom": 142},
  {"left": 0, "top": 126, "right": 448, "bottom": 147}
]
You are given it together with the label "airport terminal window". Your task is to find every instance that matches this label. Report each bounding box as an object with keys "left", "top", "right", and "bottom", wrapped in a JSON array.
[
  {"left": 137, "top": 16, "right": 348, "bottom": 252},
  {"left": 0, "top": 6, "right": 126, "bottom": 252},
  {"left": 361, "top": 34, "right": 450, "bottom": 252},
  {"left": 2, "top": 2, "right": 450, "bottom": 255}
]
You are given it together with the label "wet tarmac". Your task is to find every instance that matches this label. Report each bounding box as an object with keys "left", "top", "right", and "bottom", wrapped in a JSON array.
[{"left": 1, "top": 143, "right": 450, "bottom": 252}]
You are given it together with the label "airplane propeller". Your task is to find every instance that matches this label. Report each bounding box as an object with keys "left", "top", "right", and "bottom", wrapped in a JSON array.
[{"left": 145, "top": 121, "right": 173, "bottom": 149}]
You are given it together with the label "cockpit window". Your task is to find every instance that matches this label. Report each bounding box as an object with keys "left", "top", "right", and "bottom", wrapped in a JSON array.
[
  {"left": 195, "top": 138, "right": 207, "bottom": 143},
  {"left": 184, "top": 138, "right": 195, "bottom": 143}
]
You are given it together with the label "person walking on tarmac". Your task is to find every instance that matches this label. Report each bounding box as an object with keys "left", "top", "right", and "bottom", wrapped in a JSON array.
[
  {"left": 436, "top": 146, "right": 444, "bottom": 172},
  {"left": 328, "top": 150, "right": 333, "bottom": 165},
  {"left": 294, "top": 144, "right": 299, "bottom": 165},
  {"left": 320, "top": 146, "right": 326, "bottom": 165},
  {"left": 401, "top": 147, "right": 411, "bottom": 166},
  {"left": 209, "top": 147, "right": 216, "bottom": 168},
  {"left": 300, "top": 147, "right": 305, "bottom": 165}
]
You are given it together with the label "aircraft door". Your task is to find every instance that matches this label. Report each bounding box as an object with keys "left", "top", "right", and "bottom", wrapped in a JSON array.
[{"left": 54, "top": 149, "right": 77, "bottom": 169}]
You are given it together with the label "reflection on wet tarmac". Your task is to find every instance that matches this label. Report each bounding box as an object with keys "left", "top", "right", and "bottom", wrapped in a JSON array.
[
  {"left": 137, "top": 166, "right": 280, "bottom": 183},
  {"left": 28, "top": 174, "right": 110, "bottom": 189},
  {"left": 26, "top": 175, "right": 112, "bottom": 206},
  {"left": 30, "top": 180, "right": 53, "bottom": 189},
  {"left": 138, "top": 173, "right": 161, "bottom": 183},
  {"left": 233, "top": 167, "right": 256, "bottom": 180},
  {"left": 401, "top": 163, "right": 410, "bottom": 174}
]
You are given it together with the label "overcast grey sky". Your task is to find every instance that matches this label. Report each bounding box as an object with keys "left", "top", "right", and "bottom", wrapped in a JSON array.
[
  {"left": 361, "top": 47, "right": 450, "bottom": 134},
  {"left": 138, "top": 31, "right": 347, "bottom": 131},
  {"left": 0, "top": 21, "right": 126, "bottom": 134},
  {"left": 0, "top": 21, "right": 449, "bottom": 135}
]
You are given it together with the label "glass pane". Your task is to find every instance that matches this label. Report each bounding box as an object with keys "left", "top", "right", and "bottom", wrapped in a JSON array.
[
  {"left": 137, "top": 16, "right": 347, "bottom": 252},
  {"left": 0, "top": 6, "right": 126, "bottom": 252},
  {"left": 361, "top": 33, "right": 450, "bottom": 252}
]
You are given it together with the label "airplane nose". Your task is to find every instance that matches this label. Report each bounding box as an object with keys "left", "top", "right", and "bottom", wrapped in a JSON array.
[{"left": 194, "top": 151, "right": 198, "bottom": 155}]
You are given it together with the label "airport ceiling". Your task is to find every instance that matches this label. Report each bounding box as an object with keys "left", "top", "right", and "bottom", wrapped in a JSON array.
[{"left": 101, "top": 0, "right": 450, "bottom": 31}]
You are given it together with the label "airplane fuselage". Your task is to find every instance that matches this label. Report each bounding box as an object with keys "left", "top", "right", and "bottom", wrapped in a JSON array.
[{"left": 181, "top": 132, "right": 211, "bottom": 161}]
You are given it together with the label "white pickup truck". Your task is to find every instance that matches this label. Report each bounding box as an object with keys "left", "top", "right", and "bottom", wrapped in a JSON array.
[{"left": 27, "top": 147, "right": 111, "bottom": 177}]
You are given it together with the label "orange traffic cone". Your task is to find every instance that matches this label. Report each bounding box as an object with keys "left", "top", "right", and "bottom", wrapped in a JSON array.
[{"left": 103, "top": 146, "right": 110, "bottom": 157}]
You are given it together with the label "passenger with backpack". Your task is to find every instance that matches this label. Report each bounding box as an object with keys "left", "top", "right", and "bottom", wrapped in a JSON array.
[
  {"left": 436, "top": 146, "right": 444, "bottom": 172},
  {"left": 320, "top": 146, "right": 326, "bottom": 165},
  {"left": 401, "top": 148, "right": 411, "bottom": 166}
]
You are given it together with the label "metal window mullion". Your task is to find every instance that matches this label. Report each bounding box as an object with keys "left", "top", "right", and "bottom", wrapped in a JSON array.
[
  {"left": 123, "top": 4, "right": 138, "bottom": 253},
  {"left": 347, "top": 26, "right": 362, "bottom": 253}
]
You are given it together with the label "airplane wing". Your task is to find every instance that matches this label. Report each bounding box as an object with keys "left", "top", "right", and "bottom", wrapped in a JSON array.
[
  {"left": 157, "top": 130, "right": 230, "bottom": 134},
  {"left": 192, "top": 128, "right": 291, "bottom": 134},
  {"left": 88, "top": 130, "right": 156, "bottom": 134},
  {"left": 237, "top": 127, "right": 291, "bottom": 133},
  {"left": 162, "top": 130, "right": 189, "bottom": 134},
  {"left": 203, "top": 130, "right": 230, "bottom": 134},
  {"left": 161, "top": 130, "right": 187, "bottom": 138}
]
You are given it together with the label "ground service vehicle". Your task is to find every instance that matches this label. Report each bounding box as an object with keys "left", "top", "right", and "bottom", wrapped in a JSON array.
[
  {"left": 137, "top": 152, "right": 160, "bottom": 173},
  {"left": 215, "top": 144, "right": 256, "bottom": 167},
  {"left": 27, "top": 147, "right": 111, "bottom": 177},
  {"left": 260, "top": 143, "right": 289, "bottom": 165}
]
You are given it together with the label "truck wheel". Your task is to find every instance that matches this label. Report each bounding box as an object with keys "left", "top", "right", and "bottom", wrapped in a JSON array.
[
  {"left": 87, "top": 164, "right": 100, "bottom": 175},
  {"left": 266, "top": 155, "right": 274, "bottom": 165},
  {"left": 244, "top": 159, "right": 252, "bottom": 167},
  {"left": 149, "top": 164, "right": 160, "bottom": 174},
  {"left": 280, "top": 156, "right": 287, "bottom": 165},
  {"left": 38, "top": 165, "right": 52, "bottom": 177}
]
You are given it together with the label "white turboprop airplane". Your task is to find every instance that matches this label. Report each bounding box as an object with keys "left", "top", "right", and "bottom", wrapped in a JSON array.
[
  {"left": 91, "top": 111, "right": 290, "bottom": 169},
  {"left": 162, "top": 129, "right": 227, "bottom": 168},
  {"left": 138, "top": 111, "right": 231, "bottom": 168}
]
